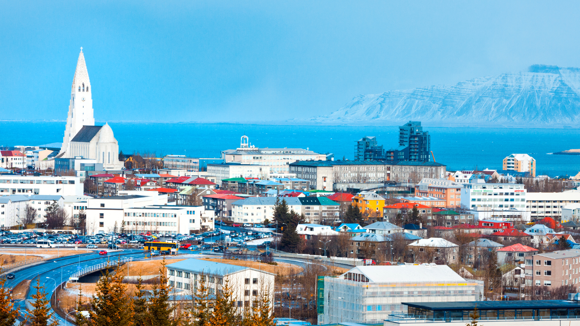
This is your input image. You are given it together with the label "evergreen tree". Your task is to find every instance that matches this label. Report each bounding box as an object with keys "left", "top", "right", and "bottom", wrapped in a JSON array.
[
  {"left": 345, "top": 204, "right": 364, "bottom": 225},
  {"left": 0, "top": 273, "right": 18, "bottom": 326},
  {"left": 280, "top": 211, "right": 301, "bottom": 252},
  {"left": 191, "top": 274, "right": 211, "bottom": 326},
  {"left": 26, "top": 278, "right": 58, "bottom": 326},
  {"left": 146, "top": 260, "right": 176, "bottom": 326},
  {"left": 558, "top": 236, "right": 571, "bottom": 250},
  {"left": 208, "top": 279, "right": 239, "bottom": 326},
  {"left": 79, "top": 265, "right": 133, "bottom": 326},
  {"left": 133, "top": 277, "right": 148, "bottom": 326},
  {"left": 119, "top": 151, "right": 126, "bottom": 161},
  {"left": 244, "top": 287, "right": 275, "bottom": 326},
  {"left": 273, "top": 198, "right": 290, "bottom": 230}
]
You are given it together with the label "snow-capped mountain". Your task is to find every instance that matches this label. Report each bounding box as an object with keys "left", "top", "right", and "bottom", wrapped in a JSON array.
[{"left": 311, "top": 65, "right": 580, "bottom": 127}]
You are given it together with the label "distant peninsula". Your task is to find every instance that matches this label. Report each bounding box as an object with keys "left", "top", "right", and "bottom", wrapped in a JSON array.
[{"left": 554, "top": 149, "right": 580, "bottom": 155}]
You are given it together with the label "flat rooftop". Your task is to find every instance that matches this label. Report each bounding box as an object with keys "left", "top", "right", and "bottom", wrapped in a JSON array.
[{"left": 404, "top": 300, "right": 580, "bottom": 311}]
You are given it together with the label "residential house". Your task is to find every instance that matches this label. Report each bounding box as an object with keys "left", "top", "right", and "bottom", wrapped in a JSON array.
[
  {"left": 427, "top": 209, "right": 474, "bottom": 227},
  {"left": 352, "top": 191, "right": 385, "bottom": 220},
  {"left": 408, "top": 238, "right": 459, "bottom": 264},
  {"left": 103, "top": 176, "right": 126, "bottom": 196},
  {"left": 295, "top": 223, "right": 338, "bottom": 240},
  {"left": 465, "top": 239, "right": 504, "bottom": 266},
  {"left": 497, "top": 243, "right": 538, "bottom": 265},
  {"left": 0, "top": 150, "right": 25, "bottom": 169},
  {"left": 383, "top": 203, "right": 431, "bottom": 223},
  {"left": 221, "top": 177, "right": 249, "bottom": 194},
  {"left": 202, "top": 194, "right": 244, "bottom": 220}
]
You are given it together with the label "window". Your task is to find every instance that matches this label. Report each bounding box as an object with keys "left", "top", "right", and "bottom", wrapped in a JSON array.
[
  {"left": 535, "top": 271, "right": 541, "bottom": 276},
  {"left": 244, "top": 290, "right": 250, "bottom": 296},
  {"left": 169, "top": 270, "right": 175, "bottom": 276},
  {"left": 99, "top": 213, "right": 104, "bottom": 218},
  {"left": 176, "top": 282, "right": 182, "bottom": 289},
  {"left": 252, "top": 290, "right": 258, "bottom": 296},
  {"left": 177, "top": 271, "right": 183, "bottom": 277},
  {"left": 536, "top": 260, "right": 541, "bottom": 266},
  {"left": 253, "top": 278, "right": 258, "bottom": 284},
  {"left": 245, "top": 278, "right": 250, "bottom": 285},
  {"left": 544, "top": 281, "right": 551, "bottom": 286},
  {"left": 185, "top": 272, "right": 190, "bottom": 279},
  {"left": 545, "top": 260, "right": 552, "bottom": 266},
  {"left": 545, "top": 271, "right": 552, "bottom": 276},
  {"left": 184, "top": 283, "right": 190, "bottom": 290},
  {"left": 99, "top": 222, "right": 104, "bottom": 227},
  {"left": 535, "top": 280, "right": 541, "bottom": 286},
  {"left": 100, "top": 203, "right": 105, "bottom": 208}
]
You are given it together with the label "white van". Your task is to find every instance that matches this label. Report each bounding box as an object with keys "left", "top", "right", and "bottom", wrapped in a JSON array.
[{"left": 36, "top": 240, "right": 54, "bottom": 248}]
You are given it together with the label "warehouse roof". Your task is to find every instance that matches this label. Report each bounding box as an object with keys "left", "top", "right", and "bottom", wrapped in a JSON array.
[{"left": 344, "top": 264, "right": 465, "bottom": 284}]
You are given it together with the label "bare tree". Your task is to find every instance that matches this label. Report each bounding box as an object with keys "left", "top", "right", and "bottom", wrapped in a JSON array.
[
  {"left": 44, "top": 202, "right": 69, "bottom": 229},
  {"left": 19, "top": 204, "right": 37, "bottom": 226}
]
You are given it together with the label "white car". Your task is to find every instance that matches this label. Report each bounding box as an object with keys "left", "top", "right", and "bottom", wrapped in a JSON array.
[{"left": 87, "top": 244, "right": 98, "bottom": 249}]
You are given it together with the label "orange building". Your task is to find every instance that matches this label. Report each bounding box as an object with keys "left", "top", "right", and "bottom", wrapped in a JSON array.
[
  {"left": 414, "top": 178, "right": 462, "bottom": 208},
  {"left": 352, "top": 191, "right": 386, "bottom": 218}
]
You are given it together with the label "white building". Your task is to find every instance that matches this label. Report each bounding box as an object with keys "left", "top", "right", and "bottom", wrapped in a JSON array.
[
  {"left": 451, "top": 170, "right": 473, "bottom": 183},
  {"left": 461, "top": 182, "right": 530, "bottom": 222},
  {"left": 526, "top": 190, "right": 580, "bottom": 220},
  {"left": 319, "top": 264, "right": 483, "bottom": 325},
  {"left": 562, "top": 204, "right": 580, "bottom": 222},
  {"left": 231, "top": 197, "right": 302, "bottom": 224},
  {"left": 0, "top": 150, "right": 26, "bottom": 170},
  {"left": 503, "top": 153, "right": 536, "bottom": 177},
  {"left": 296, "top": 223, "right": 338, "bottom": 239},
  {"left": 85, "top": 191, "right": 213, "bottom": 235},
  {"left": 57, "top": 48, "right": 123, "bottom": 170},
  {"left": 167, "top": 259, "right": 275, "bottom": 312},
  {"left": 221, "top": 135, "right": 327, "bottom": 174},
  {"left": 0, "top": 175, "right": 83, "bottom": 197},
  {"left": 207, "top": 163, "right": 271, "bottom": 184},
  {"left": 0, "top": 195, "right": 64, "bottom": 228}
]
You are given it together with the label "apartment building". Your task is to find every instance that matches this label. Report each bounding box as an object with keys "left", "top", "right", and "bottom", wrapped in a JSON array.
[
  {"left": 85, "top": 191, "right": 213, "bottom": 235},
  {"left": 525, "top": 249, "right": 580, "bottom": 289},
  {"left": 385, "top": 121, "right": 431, "bottom": 164},
  {"left": 289, "top": 160, "right": 446, "bottom": 191},
  {"left": 221, "top": 135, "right": 327, "bottom": 174},
  {"left": 202, "top": 194, "right": 244, "bottom": 219},
  {"left": 167, "top": 259, "right": 275, "bottom": 311},
  {"left": 272, "top": 178, "right": 309, "bottom": 190},
  {"left": 0, "top": 195, "right": 64, "bottom": 228},
  {"left": 231, "top": 196, "right": 340, "bottom": 224},
  {"left": 0, "top": 175, "right": 83, "bottom": 196},
  {"left": 415, "top": 178, "right": 462, "bottom": 208},
  {"left": 461, "top": 182, "right": 530, "bottom": 222},
  {"left": 563, "top": 204, "right": 580, "bottom": 222},
  {"left": 352, "top": 191, "right": 385, "bottom": 219},
  {"left": 0, "top": 150, "right": 25, "bottom": 169},
  {"left": 503, "top": 153, "right": 536, "bottom": 177},
  {"left": 526, "top": 190, "right": 580, "bottom": 220}
]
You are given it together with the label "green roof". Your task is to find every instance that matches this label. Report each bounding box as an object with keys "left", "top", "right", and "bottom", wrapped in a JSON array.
[
  {"left": 318, "top": 197, "right": 340, "bottom": 206},
  {"left": 222, "top": 177, "right": 247, "bottom": 183},
  {"left": 433, "top": 210, "right": 459, "bottom": 215},
  {"left": 309, "top": 190, "right": 333, "bottom": 193}
]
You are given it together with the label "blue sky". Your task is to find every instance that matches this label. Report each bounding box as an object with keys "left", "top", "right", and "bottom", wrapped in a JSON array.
[{"left": 1, "top": 0, "right": 580, "bottom": 123}]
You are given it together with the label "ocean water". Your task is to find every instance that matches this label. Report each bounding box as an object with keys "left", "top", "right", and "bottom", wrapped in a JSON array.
[{"left": 1, "top": 121, "right": 580, "bottom": 177}]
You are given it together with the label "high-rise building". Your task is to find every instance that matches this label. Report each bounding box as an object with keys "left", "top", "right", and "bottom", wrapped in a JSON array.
[
  {"left": 386, "top": 121, "right": 430, "bottom": 163},
  {"left": 503, "top": 153, "right": 536, "bottom": 177},
  {"left": 354, "top": 136, "right": 384, "bottom": 161}
]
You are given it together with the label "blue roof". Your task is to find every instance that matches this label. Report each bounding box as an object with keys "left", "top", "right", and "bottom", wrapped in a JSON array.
[
  {"left": 256, "top": 180, "right": 283, "bottom": 186},
  {"left": 135, "top": 174, "right": 160, "bottom": 178},
  {"left": 273, "top": 178, "right": 309, "bottom": 182},
  {"left": 232, "top": 197, "right": 301, "bottom": 206},
  {"left": 365, "top": 221, "right": 402, "bottom": 231},
  {"left": 167, "top": 258, "right": 247, "bottom": 276},
  {"left": 337, "top": 223, "right": 362, "bottom": 230}
]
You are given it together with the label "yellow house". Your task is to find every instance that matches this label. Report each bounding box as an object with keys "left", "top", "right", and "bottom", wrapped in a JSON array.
[{"left": 352, "top": 191, "right": 386, "bottom": 218}]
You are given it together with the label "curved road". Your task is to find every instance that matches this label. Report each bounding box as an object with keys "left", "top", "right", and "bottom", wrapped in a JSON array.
[{"left": 4, "top": 248, "right": 351, "bottom": 325}]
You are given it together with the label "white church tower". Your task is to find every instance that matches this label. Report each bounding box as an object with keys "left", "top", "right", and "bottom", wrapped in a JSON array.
[{"left": 59, "top": 48, "right": 95, "bottom": 157}]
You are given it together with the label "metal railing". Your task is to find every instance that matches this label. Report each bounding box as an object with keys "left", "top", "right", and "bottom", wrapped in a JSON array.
[{"left": 70, "top": 257, "right": 133, "bottom": 279}]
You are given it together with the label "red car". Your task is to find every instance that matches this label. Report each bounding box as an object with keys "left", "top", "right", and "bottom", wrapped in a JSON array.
[
  {"left": 180, "top": 244, "right": 192, "bottom": 249},
  {"left": 99, "top": 250, "right": 108, "bottom": 255},
  {"left": 233, "top": 224, "right": 241, "bottom": 227}
]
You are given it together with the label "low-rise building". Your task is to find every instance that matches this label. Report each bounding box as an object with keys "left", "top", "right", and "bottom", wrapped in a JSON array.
[
  {"left": 352, "top": 191, "right": 385, "bottom": 220},
  {"left": 503, "top": 153, "right": 536, "bottom": 177},
  {"left": 272, "top": 178, "right": 309, "bottom": 191},
  {"left": 163, "top": 155, "right": 224, "bottom": 172},
  {"left": 299, "top": 196, "right": 340, "bottom": 224},
  {"left": 562, "top": 204, "right": 580, "bottom": 222},
  {"left": 231, "top": 197, "right": 302, "bottom": 224},
  {"left": 461, "top": 182, "right": 530, "bottom": 223},
  {"left": 426, "top": 209, "right": 475, "bottom": 227},
  {"left": 408, "top": 238, "right": 459, "bottom": 264},
  {"left": 167, "top": 259, "right": 275, "bottom": 312},
  {"left": 383, "top": 203, "right": 432, "bottom": 223},
  {"left": 527, "top": 190, "right": 580, "bottom": 221},
  {"left": 0, "top": 175, "right": 83, "bottom": 197},
  {"left": 415, "top": 178, "right": 462, "bottom": 208},
  {"left": 0, "top": 150, "right": 25, "bottom": 169},
  {"left": 398, "top": 195, "right": 446, "bottom": 208},
  {"left": 202, "top": 194, "right": 244, "bottom": 220},
  {"left": 525, "top": 249, "right": 580, "bottom": 289},
  {"left": 497, "top": 243, "right": 538, "bottom": 265},
  {"left": 319, "top": 264, "right": 483, "bottom": 325},
  {"left": 207, "top": 163, "right": 271, "bottom": 185},
  {"left": 296, "top": 223, "right": 338, "bottom": 239}
]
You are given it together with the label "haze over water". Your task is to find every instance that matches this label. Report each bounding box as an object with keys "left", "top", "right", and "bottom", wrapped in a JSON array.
[{"left": 1, "top": 121, "right": 579, "bottom": 177}]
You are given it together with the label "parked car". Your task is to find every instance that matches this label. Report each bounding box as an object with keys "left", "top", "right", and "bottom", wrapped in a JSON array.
[
  {"left": 87, "top": 244, "right": 98, "bottom": 249},
  {"left": 150, "top": 250, "right": 160, "bottom": 256},
  {"left": 160, "top": 250, "right": 171, "bottom": 255},
  {"left": 180, "top": 243, "right": 192, "bottom": 250},
  {"left": 99, "top": 250, "right": 108, "bottom": 255},
  {"left": 6, "top": 273, "right": 15, "bottom": 280}
]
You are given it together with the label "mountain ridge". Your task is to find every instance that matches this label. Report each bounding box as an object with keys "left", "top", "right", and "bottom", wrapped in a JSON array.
[{"left": 310, "top": 65, "right": 580, "bottom": 127}]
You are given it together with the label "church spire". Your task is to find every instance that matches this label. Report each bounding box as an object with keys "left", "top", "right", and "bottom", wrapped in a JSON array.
[{"left": 71, "top": 47, "right": 91, "bottom": 94}]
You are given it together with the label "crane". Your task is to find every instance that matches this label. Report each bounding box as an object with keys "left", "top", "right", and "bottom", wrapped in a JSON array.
[{"left": 431, "top": 151, "right": 436, "bottom": 163}]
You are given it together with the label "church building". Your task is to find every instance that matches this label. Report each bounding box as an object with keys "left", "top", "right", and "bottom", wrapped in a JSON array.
[{"left": 57, "top": 49, "right": 123, "bottom": 170}]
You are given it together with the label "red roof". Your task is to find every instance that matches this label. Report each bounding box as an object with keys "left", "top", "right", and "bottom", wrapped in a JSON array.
[
  {"left": 148, "top": 187, "right": 178, "bottom": 193},
  {"left": 158, "top": 174, "right": 177, "bottom": 178},
  {"left": 104, "top": 176, "right": 126, "bottom": 184},
  {"left": 328, "top": 193, "right": 355, "bottom": 202},
  {"left": 214, "top": 190, "right": 240, "bottom": 195},
  {"left": 283, "top": 192, "right": 303, "bottom": 197},
  {"left": 90, "top": 173, "right": 115, "bottom": 178},
  {"left": 497, "top": 243, "right": 538, "bottom": 252},
  {"left": 202, "top": 194, "right": 244, "bottom": 200},
  {"left": 132, "top": 178, "right": 151, "bottom": 185},
  {"left": 0, "top": 150, "right": 24, "bottom": 157},
  {"left": 385, "top": 203, "right": 430, "bottom": 209},
  {"left": 432, "top": 226, "right": 453, "bottom": 230},
  {"left": 188, "top": 177, "right": 216, "bottom": 186},
  {"left": 538, "top": 217, "right": 561, "bottom": 230},
  {"left": 491, "top": 229, "right": 530, "bottom": 237},
  {"left": 166, "top": 176, "right": 190, "bottom": 183}
]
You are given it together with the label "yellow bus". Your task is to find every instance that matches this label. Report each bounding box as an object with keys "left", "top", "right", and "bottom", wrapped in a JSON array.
[{"left": 144, "top": 241, "right": 178, "bottom": 255}]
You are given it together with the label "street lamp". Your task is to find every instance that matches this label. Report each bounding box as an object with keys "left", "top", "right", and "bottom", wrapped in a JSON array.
[{"left": 45, "top": 277, "right": 56, "bottom": 308}]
